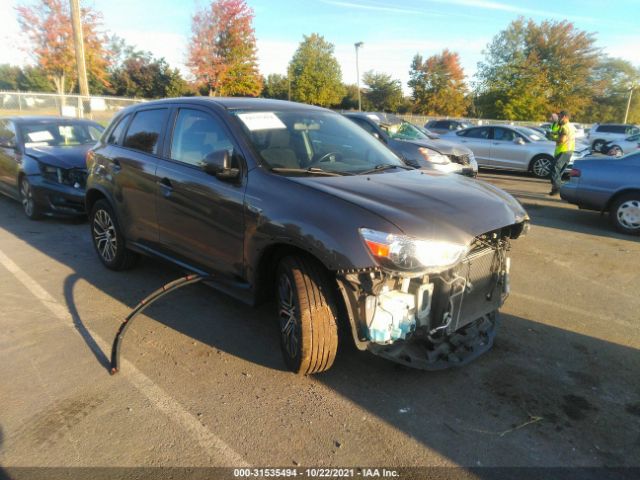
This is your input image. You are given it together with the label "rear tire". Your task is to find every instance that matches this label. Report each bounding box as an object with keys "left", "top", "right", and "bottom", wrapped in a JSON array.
[
  {"left": 530, "top": 155, "right": 554, "bottom": 178},
  {"left": 276, "top": 255, "right": 338, "bottom": 375},
  {"left": 610, "top": 193, "right": 640, "bottom": 235},
  {"left": 89, "top": 199, "right": 139, "bottom": 270}
]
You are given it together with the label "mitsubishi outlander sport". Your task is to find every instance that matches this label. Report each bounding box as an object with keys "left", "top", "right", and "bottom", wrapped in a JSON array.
[{"left": 86, "top": 98, "right": 529, "bottom": 374}]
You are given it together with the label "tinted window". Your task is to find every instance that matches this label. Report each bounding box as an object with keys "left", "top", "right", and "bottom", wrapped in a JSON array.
[
  {"left": 464, "top": 127, "right": 490, "bottom": 139},
  {"left": 123, "top": 109, "right": 168, "bottom": 155},
  {"left": 0, "top": 120, "right": 16, "bottom": 145},
  {"left": 598, "top": 125, "right": 625, "bottom": 134},
  {"left": 425, "top": 120, "right": 436, "bottom": 128},
  {"left": 349, "top": 117, "right": 378, "bottom": 136},
  {"left": 434, "top": 121, "right": 450, "bottom": 129},
  {"left": 107, "top": 114, "right": 131, "bottom": 145},
  {"left": 170, "top": 109, "right": 234, "bottom": 167},
  {"left": 493, "top": 127, "right": 516, "bottom": 141}
]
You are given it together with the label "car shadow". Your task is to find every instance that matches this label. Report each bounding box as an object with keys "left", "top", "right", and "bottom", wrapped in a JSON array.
[
  {"left": 1, "top": 197, "right": 639, "bottom": 471},
  {"left": 520, "top": 201, "right": 640, "bottom": 242}
]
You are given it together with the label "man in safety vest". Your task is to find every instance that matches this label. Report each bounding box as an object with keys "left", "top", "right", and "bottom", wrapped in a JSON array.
[
  {"left": 546, "top": 113, "right": 560, "bottom": 142},
  {"left": 549, "top": 110, "right": 575, "bottom": 196}
]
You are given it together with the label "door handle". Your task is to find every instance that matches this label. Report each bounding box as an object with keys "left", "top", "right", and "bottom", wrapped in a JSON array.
[{"left": 159, "top": 177, "right": 173, "bottom": 197}]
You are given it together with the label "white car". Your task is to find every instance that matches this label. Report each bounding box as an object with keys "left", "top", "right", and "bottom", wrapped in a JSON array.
[
  {"left": 604, "top": 133, "right": 640, "bottom": 157},
  {"left": 588, "top": 123, "right": 640, "bottom": 152},
  {"left": 442, "top": 125, "right": 586, "bottom": 178}
]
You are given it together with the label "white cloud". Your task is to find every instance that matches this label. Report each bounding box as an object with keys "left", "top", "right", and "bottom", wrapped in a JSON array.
[{"left": 0, "top": 0, "right": 34, "bottom": 67}]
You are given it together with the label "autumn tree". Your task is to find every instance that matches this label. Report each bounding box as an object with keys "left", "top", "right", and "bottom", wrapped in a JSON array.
[
  {"left": 187, "top": 0, "right": 262, "bottom": 97},
  {"left": 583, "top": 57, "right": 640, "bottom": 123},
  {"left": 106, "top": 37, "right": 187, "bottom": 98},
  {"left": 16, "top": 0, "right": 110, "bottom": 95},
  {"left": 261, "top": 73, "right": 289, "bottom": 100},
  {"left": 409, "top": 49, "right": 468, "bottom": 116},
  {"left": 475, "top": 17, "right": 598, "bottom": 120},
  {"left": 362, "top": 71, "right": 403, "bottom": 112},
  {"left": 288, "top": 33, "right": 345, "bottom": 107}
]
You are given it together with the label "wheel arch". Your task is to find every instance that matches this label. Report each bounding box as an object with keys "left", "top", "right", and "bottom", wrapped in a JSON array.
[
  {"left": 253, "top": 243, "right": 335, "bottom": 305},
  {"left": 85, "top": 186, "right": 113, "bottom": 215},
  {"left": 603, "top": 188, "right": 640, "bottom": 213}
]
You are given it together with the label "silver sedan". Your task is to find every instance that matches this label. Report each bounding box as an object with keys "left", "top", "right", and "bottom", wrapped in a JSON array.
[{"left": 441, "top": 125, "right": 586, "bottom": 178}]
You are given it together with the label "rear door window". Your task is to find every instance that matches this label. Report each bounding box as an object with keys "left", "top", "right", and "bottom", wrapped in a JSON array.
[
  {"left": 349, "top": 117, "right": 378, "bottom": 136},
  {"left": 464, "top": 127, "right": 490, "bottom": 139},
  {"left": 123, "top": 109, "right": 168, "bottom": 155}
]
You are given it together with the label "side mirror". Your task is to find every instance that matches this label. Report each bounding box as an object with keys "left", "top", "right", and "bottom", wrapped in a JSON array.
[
  {"left": 202, "top": 150, "right": 240, "bottom": 181},
  {"left": 0, "top": 138, "right": 17, "bottom": 149},
  {"left": 514, "top": 137, "right": 525, "bottom": 145}
]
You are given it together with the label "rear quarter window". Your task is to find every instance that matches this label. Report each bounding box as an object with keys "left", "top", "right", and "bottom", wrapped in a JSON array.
[
  {"left": 123, "top": 109, "right": 168, "bottom": 155},
  {"left": 106, "top": 114, "right": 131, "bottom": 145}
]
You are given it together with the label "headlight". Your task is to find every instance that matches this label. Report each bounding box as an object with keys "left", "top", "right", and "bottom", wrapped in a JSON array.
[
  {"left": 39, "top": 163, "right": 64, "bottom": 183},
  {"left": 418, "top": 147, "right": 450, "bottom": 165},
  {"left": 360, "top": 228, "right": 468, "bottom": 272}
]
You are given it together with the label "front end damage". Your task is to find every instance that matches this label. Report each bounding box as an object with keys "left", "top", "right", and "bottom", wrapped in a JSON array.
[{"left": 336, "top": 226, "right": 522, "bottom": 370}]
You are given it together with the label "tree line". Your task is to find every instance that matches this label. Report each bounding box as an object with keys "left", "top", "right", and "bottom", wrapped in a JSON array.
[{"left": 2, "top": 0, "right": 638, "bottom": 123}]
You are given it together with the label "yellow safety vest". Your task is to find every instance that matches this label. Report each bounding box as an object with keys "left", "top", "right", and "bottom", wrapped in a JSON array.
[{"left": 555, "top": 122, "right": 575, "bottom": 155}]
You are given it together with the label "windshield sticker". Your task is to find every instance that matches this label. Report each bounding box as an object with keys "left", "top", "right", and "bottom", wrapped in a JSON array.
[
  {"left": 26, "top": 130, "right": 54, "bottom": 142},
  {"left": 237, "top": 112, "right": 286, "bottom": 131},
  {"left": 24, "top": 142, "right": 50, "bottom": 148}
]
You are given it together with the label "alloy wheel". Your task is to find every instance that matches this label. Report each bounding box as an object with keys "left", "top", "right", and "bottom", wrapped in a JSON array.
[
  {"left": 617, "top": 200, "right": 640, "bottom": 230},
  {"left": 532, "top": 157, "right": 552, "bottom": 178},
  {"left": 278, "top": 273, "right": 299, "bottom": 359},
  {"left": 93, "top": 209, "right": 118, "bottom": 262},
  {"left": 20, "top": 178, "right": 34, "bottom": 217}
]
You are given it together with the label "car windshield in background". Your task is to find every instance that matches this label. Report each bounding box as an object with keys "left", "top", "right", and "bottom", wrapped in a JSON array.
[
  {"left": 232, "top": 110, "right": 405, "bottom": 175},
  {"left": 21, "top": 122, "right": 102, "bottom": 147},
  {"left": 381, "top": 121, "right": 429, "bottom": 141},
  {"left": 516, "top": 127, "right": 546, "bottom": 142}
]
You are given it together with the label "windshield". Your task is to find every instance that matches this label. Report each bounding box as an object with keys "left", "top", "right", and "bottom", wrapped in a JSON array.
[
  {"left": 20, "top": 122, "right": 103, "bottom": 147},
  {"left": 380, "top": 121, "right": 429, "bottom": 141},
  {"left": 516, "top": 127, "right": 546, "bottom": 142},
  {"left": 232, "top": 110, "right": 405, "bottom": 175}
]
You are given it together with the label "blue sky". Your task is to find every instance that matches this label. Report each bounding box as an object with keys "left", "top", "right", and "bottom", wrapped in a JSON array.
[{"left": 2, "top": 0, "right": 639, "bottom": 92}]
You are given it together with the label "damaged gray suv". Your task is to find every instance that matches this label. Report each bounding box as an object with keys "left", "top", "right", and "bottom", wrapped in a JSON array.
[{"left": 86, "top": 98, "right": 529, "bottom": 374}]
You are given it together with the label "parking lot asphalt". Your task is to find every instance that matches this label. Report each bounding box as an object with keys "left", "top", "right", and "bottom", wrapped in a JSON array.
[{"left": 0, "top": 171, "right": 639, "bottom": 472}]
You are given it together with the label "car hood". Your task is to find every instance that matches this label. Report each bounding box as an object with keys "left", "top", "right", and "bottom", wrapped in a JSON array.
[
  {"left": 402, "top": 138, "right": 472, "bottom": 156},
  {"left": 24, "top": 144, "right": 93, "bottom": 169},
  {"left": 292, "top": 169, "right": 528, "bottom": 244}
]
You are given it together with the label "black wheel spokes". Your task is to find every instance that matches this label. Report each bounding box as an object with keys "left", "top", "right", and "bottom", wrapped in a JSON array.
[
  {"left": 93, "top": 210, "right": 117, "bottom": 262},
  {"left": 278, "top": 274, "right": 298, "bottom": 359}
]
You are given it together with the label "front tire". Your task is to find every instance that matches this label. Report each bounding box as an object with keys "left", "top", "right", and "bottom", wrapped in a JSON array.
[
  {"left": 89, "top": 199, "right": 139, "bottom": 270},
  {"left": 276, "top": 255, "right": 338, "bottom": 375},
  {"left": 530, "top": 155, "right": 553, "bottom": 178},
  {"left": 610, "top": 193, "right": 640, "bottom": 235},
  {"left": 19, "top": 177, "right": 43, "bottom": 220},
  {"left": 607, "top": 145, "right": 623, "bottom": 157},
  {"left": 592, "top": 139, "right": 605, "bottom": 152}
]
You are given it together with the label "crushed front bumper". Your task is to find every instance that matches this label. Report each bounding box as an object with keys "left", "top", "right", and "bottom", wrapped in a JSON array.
[
  {"left": 337, "top": 237, "right": 510, "bottom": 370},
  {"left": 28, "top": 174, "right": 86, "bottom": 216}
]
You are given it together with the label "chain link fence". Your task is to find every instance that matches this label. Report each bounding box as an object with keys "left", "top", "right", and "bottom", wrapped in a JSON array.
[{"left": 0, "top": 91, "right": 145, "bottom": 125}]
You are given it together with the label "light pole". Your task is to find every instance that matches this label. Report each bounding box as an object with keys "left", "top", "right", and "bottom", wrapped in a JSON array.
[
  {"left": 624, "top": 84, "right": 635, "bottom": 124},
  {"left": 354, "top": 42, "right": 363, "bottom": 111},
  {"left": 70, "top": 0, "right": 90, "bottom": 116}
]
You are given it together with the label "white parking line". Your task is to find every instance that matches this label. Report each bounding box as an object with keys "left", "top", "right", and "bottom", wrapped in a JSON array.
[{"left": 0, "top": 246, "right": 249, "bottom": 467}]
